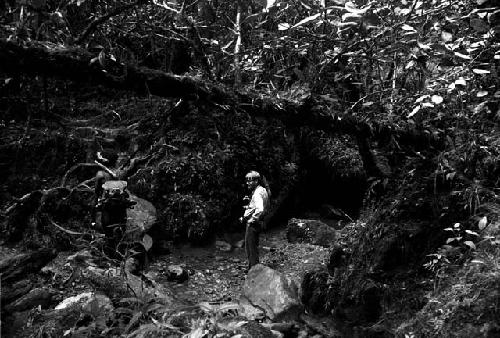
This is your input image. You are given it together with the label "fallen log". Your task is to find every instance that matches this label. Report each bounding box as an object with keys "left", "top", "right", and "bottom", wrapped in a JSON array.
[
  {"left": 0, "top": 280, "right": 33, "bottom": 305},
  {"left": 0, "top": 40, "right": 445, "bottom": 150},
  {"left": 0, "top": 248, "right": 58, "bottom": 284},
  {"left": 3, "top": 287, "right": 57, "bottom": 313},
  {"left": 0, "top": 40, "right": 229, "bottom": 104}
]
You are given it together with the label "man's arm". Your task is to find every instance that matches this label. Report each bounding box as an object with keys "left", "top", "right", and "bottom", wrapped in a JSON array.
[{"left": 94, "top": 171, "right": 107, "bottom": 202}]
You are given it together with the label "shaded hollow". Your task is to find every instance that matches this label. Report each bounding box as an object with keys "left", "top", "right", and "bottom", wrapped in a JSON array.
[
  {"left": 293, "top": 131, "right": 367, "bottom": 221},
  {"left": 299, "top": 158, "right": 367, "bottom": 219}
]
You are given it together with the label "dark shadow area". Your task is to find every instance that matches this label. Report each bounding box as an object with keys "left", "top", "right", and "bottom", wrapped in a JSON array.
[{"left": 298, "top": 159, "right": 367, "bottom": 220}]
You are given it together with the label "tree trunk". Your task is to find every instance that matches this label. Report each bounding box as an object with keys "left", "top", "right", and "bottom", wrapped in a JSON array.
[{"left": 233, "top": 0, "right": 243, "bottom": 88}]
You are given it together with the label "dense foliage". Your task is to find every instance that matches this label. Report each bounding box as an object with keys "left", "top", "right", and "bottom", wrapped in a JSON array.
[{"left": 1, "top": 0, "right": 500, "bottom": 336}]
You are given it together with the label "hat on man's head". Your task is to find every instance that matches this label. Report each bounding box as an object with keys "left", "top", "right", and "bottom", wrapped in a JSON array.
[{"left": 245, "top": 171, "right": 261, "bottom": 179}]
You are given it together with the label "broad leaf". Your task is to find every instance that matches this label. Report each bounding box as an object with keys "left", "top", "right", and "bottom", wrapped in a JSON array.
[
  {"left": 291, "top": 14, "right": 321, "bottom": 29},
  {"left": 417, "top": 41, "right": 431, "bottom": 50},
  {"left": 401, "top": 24, "right": 416, "bottom": 31},
  {"left": 465, "top": 230, "right": 479, "bottom": 236},
  {"left": 408, "top": 106, "right": 420, "bottom": 118},
  {"left": 478, "top": 216, "right": 488, "bottom": 230},
  {"left": 143, "top": 234, "right": 153, "bottom": 251},
  {"left": 344, "top": 3, "right": 370, "bottom": 15},
  {"left": 431, "top": 95, "right": 443, "bottom": 104},
  {"left": 464, "top": 241, "right": 476, "bottom": 250},
  {"left": 472, "top": 69, "right": 490, "bottom": 74},
  {"left": 416, "top": 95, "right": 430, "bottom": 103},
  {"left": 454, "top": 51, "right": 471, "bottom": 60},
  {"left": 278, "top": 23, "right": 291, "bottom": 30},
  {"left": 342, "top": 12, "right": 362, "bottom": 21}
]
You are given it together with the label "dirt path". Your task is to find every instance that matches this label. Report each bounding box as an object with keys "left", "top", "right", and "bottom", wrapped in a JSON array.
[{"left": 148, "top": 225, "right": 330, "bottom": 306}]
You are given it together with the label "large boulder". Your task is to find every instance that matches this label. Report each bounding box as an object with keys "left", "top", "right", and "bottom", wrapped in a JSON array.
[
  {"left": 83, "top": 267, "right": 174, "bottom": 305},
  {"left": 286, "top": 218, "right": 338, "bottom": 247},
  {"left": 55, "top": 292, "right": 113, "bottom": 317},
  {"left": 127, "top": 194, "right": 157, "bottom": 232},
  {"left": 241, "top": 264, "right": 303, "bottom": 321}
]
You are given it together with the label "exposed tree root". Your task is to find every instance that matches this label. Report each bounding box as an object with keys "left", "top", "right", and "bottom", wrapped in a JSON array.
[
  {"left": 48, "top": 217, "right": 85, "bottom": 236},
  {"left": 2, "top": 147, "right": 152, "bottom": 244},
  {"left": 60, "top": 162, "right": 116, "bottom": 187}
]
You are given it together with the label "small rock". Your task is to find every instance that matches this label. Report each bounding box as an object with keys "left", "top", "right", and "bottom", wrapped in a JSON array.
[
  {"left": 127, "top": 194, "right": 157, "bottom": 232},
  {"left": 238, "top": 296, "right": 265, "bottom": 320},
  {"left": 297, "top": 330, "right": 309, "bottom": 338},
  {"left": 287, "top": 218, "right": 338, "bottom": 247},
  {"left": 239, "top": 321, "right": 275, "bottom": 338},
  {"left": 166, "top": 264, "right": 189, "bottom": 283},
  {"left": 271, "top": 330, "right": 284, "bottom": 338},
  {"left": 155, "top": 240, "right": 172, "bottom": 254},
  {"left": 125, "top": 257, "right": 141, "bottom": 275},
  {"left": 234, "top": 239, "right": 245, "bottom": 248},
  {"left": 216, "top": 240, "right": 232, "bottom": 252},
  {"left": 40, "top": 266, "right": 57, "bottom": 276}
]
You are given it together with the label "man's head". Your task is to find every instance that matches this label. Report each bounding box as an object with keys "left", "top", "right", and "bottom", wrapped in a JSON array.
[{"left": 245, "top": 171, "right": 260, "bottom": 190}]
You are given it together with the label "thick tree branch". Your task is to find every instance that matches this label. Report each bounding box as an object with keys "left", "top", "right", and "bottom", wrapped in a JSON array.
[
  {"left": 0, "top": 40, "right": 444, "bottom": 150},
  {"left": 0, "top": 40, "right": 228, "bottom": 102},
  {"left": 233, "top": 0, "right": 243, "bottom": 87}
]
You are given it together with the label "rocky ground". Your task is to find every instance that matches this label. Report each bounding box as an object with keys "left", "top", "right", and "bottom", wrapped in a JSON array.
[
  {"left": 1, "top": 219, "right": 339, "bottom": 337},
  {"left": 151, "top": 225, "right": 330, "bottom": 305}
]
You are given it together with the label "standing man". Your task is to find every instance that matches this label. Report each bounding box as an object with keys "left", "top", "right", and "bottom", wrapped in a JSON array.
[{"left": 240, "top": 171, "right": 270, "bottom": 269}]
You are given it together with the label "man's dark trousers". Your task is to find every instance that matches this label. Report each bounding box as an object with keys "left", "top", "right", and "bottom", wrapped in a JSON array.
[{"left": 245, "top": 222, "right": 261, "bottom": 268}]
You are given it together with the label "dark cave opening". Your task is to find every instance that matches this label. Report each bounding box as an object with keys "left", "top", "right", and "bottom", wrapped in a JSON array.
[
  {"left": 269, "top": 158, "right": 368, "bottom": 229},
  {"left": 298, "top": 159, "right": 367, "bottom": 220}
]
